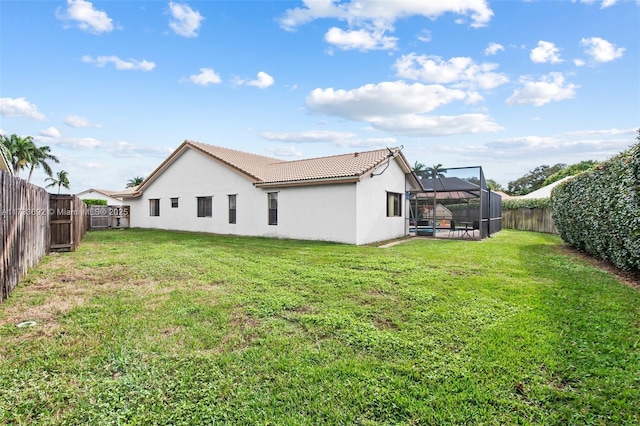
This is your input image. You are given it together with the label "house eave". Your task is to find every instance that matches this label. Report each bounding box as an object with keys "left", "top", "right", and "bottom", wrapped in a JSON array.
[{"left": 255, "top": 176, "right": 360, "bottom": 188}]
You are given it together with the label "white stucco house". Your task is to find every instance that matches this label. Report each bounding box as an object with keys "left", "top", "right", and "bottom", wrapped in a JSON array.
[
  {"left": 120, "top": 140, "right": 422, "bottom": 245},
  {"left": 77, "top": 188, "right": 124, "bottom": 205}
]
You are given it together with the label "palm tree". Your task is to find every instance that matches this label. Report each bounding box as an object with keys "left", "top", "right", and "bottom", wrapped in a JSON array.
[
  {"left": 1, "top": 134, "right": 37, "bottom": 177},
  {"left": 45, "top": 170, "right": 70, "bottom": 194},
  {"left": 126, "top": 176, "right": 145, "bottom": 188},
  {"left": 27, "top": 145, "right": 59, "bottom": 183},
  {"left": 427, "top": 163, "right": 447, "bottom": 179},
  {"left": 412, "top": 161, "right": 427, "bottom": 179}
]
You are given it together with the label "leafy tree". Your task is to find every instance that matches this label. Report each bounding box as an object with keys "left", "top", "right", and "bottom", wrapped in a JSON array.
[
  {"left": 45, "top": 170, "right": 70, "bottom": 194},
  {"left": 126, "top": 176, "right": 145, "bottom": 188},
  {"left": 486, "top": 179, "right": 505, "bottom": 191},
  {"left": 27, "top": 145, "right": 59, "bottom": 183},
  {"left": 507, "top": 163, "right": 566, "bottom": 196},
  {"left": 465, "top": 177, "right": 505, "bottom": 191},
  {"left": 542, "top": 160, "right": 599, "bottom": 186},
  {"left": 1, "top": 134, "right": 37, "bottom": 177}
]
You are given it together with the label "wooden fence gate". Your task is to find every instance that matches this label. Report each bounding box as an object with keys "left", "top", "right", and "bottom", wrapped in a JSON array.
[{"left": 49, "top": 194, "right": 89, "bottom": 252}]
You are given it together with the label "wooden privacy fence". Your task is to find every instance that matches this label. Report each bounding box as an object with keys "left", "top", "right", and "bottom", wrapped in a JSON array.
[
  {"left": 1, "top": 170, "right": 89, "bottom": 303},
  {"left": 1, "top": 170, "right": 50, "bottom": 302},
  {"left": 89, "top": 205, "right": 130, "bottom": 230},
  {"left": 502, "top": 207, "right": 558, "bottom": 234}
]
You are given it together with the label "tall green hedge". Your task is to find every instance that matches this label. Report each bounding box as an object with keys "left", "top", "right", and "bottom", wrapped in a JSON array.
[
  {"left": 81, "top": 198, "right": 107, "bottom": 206},
  {"left": 551, "top": 139, "right": 639, "bottom": 271}
]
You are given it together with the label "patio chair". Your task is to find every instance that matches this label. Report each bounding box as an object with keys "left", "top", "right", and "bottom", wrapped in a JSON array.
[
  {"left": 449, "top": 220, "right": 458, "bottom": 237},
  {"left": 472, "top": 220, "right": 480, "bottom": 237}
]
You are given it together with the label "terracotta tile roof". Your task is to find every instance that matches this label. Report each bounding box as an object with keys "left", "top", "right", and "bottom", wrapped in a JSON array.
[
  {"left": 261, "top": 148, "right": 399, "bottom": 184},
  {"left": 188, "top": 141, "right": 284, "bottom": 181},
  {"left": 108, "top": 187, "right": 139, "bottom": 197},
  {"left": 188, "top": 141, "right": 401, "bottom": 184}
]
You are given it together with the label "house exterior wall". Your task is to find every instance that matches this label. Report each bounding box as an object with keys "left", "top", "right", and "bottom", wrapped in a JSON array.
[
  {"left": 127, "top": 147, "right": 413, "bottom": 245},
  {"left": 128, "top": 148, "right": 264, "bottom": 235},
  {"left": 273, "top": 183, "right": 357, "bottom": 244},
  {"left": 355, "top": 158, "right": 409, "bottom": 245},
  {"left": 77, "top": 190, "right": 123, "bottom": 206}
]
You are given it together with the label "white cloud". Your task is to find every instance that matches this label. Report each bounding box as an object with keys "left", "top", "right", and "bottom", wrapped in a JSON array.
[
  {"left": 64, "top": 114, "right": 100, "bottom": 128},
  {"left": 324, "top": 26, "right": 398, "bottom": 51},
  {"left": 82, "top": 55, "right": 156, "bottom": 71},
  {"left": 41, "top": 136, "right": 173, "bottom": 159},
  {"left": 506, "top": 72, "right": 578, "bottom": 106},
  {"left": 484, "top": 42, "right": 504, "bottom": 56},
  {"left": 83, "top": 162, "right": 103, "bottom": 169},
  {"left": 265, "top": 146, "right": 303, "bottom": 157},
  {"left": 248, "top": 71, "right": 275, "bottom": 89},
  {"left": 394, "top": 54, "right": 509, "bottom": 90},
  {"left": 530, "top": 41, "right": 563, "bottom": 64},
  {"left": 260, "top": 130, "right": 358, "bottom": 143},
  {"left": 107, "top": 141, "right": 174, "bottom": 158},
  {"left": 235, "top": 72, "right": 275, "bottom": 89},
  {"left": 564, "top": 127, "right": 636, "bottom": 137},
  {"left": 261, "top": 130, "right": 397, "bottom": 149},
  {"left": 188, "top": 68, "right": 222, "bottom": 86},
  {"left": 572, "top": 0, "right": 618, "bottom": 8},
  {"left": 486, "top": 130, "right": 632, "bottom": 159},
  {"left": 417, "top": 30, "right": 431, "bottom": 43},
  {"left": 369, "top": 113, "right": 502, "bottom": 136},
  {"left": 580, "top": 37, "right": 625, "bottom": 62},
  {"left": 574, "top": 58, "right": 586, "bottom": 66},
  {"left": 46, "top": 137, "right": 104, "bottom": 149},
  {"left": 168, "top": 1, "right": 204, "bottom": 38},
  {"left": 57, "top": 0, "right": 114, "bottom": 34},
  {"left": 41, "top": 127, "right": 61, "bottom": 138},
  {"left": 306, "top": 81, "right": 468, "bottom": 120},
  {"left": 279, "top": 0, "right": 494, "bottom": 30},
  {"left": 335, "top": 137, "right": 398, "bottom": 148},
  {"left": 305, "top": 81, "right": 501, "bottom": 136},
  {"left": 0, "top": 97, "right": 46, "bottom": 121}
]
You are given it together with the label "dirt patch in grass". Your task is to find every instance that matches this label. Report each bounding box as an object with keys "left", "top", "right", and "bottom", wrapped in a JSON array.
[
  {"left": 557, "top": 244, "right": 640, "bottom": 290},
  {"left": 375, "top": 317, "right": 399, "bottom": 330},
  {"left": 217, "top": 310, "right": 260, "bottom": 353}
]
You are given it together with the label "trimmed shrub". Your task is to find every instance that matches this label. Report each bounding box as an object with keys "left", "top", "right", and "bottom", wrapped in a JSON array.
[
  {"left": 552, "top": 139, "right": 640, "bottom": 271},
  {"left": 81, "top": 198, "right": 107, "bottom": 206}
]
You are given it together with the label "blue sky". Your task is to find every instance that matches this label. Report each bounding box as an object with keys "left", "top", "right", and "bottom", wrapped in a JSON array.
[{"left": 1, "top": 0, "right": 638, "bottom": 193}]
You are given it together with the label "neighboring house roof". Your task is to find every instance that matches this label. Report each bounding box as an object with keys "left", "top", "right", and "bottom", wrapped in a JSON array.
[
  {"left": 514, "top": 176, "right": 574, "bottom": 199},
  {"left": 110, "top": 186, "right": 139, "bottom": 198},
  {"left": 77, "top": 188, "right": 124, "bottom": 199},
  {"left": 124, "top": 140, "right": 419, "bottom": 197},
  {"left": 493, "top": 190, "right": 511, "bottom": 199}
]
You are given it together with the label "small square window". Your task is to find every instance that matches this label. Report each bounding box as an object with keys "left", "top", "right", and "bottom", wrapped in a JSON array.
[{"left": 171, "top": 198, "right": 179, "bottom": 208}]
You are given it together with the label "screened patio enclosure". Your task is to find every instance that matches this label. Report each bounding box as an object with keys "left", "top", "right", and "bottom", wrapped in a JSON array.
[{"left": 408, "top": 166, "right": 502, "bottom": 240}]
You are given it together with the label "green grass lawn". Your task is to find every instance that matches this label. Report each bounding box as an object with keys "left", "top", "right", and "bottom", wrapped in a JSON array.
[{"left": 1, "top": 229, "right": 638, "bottom": 425}]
